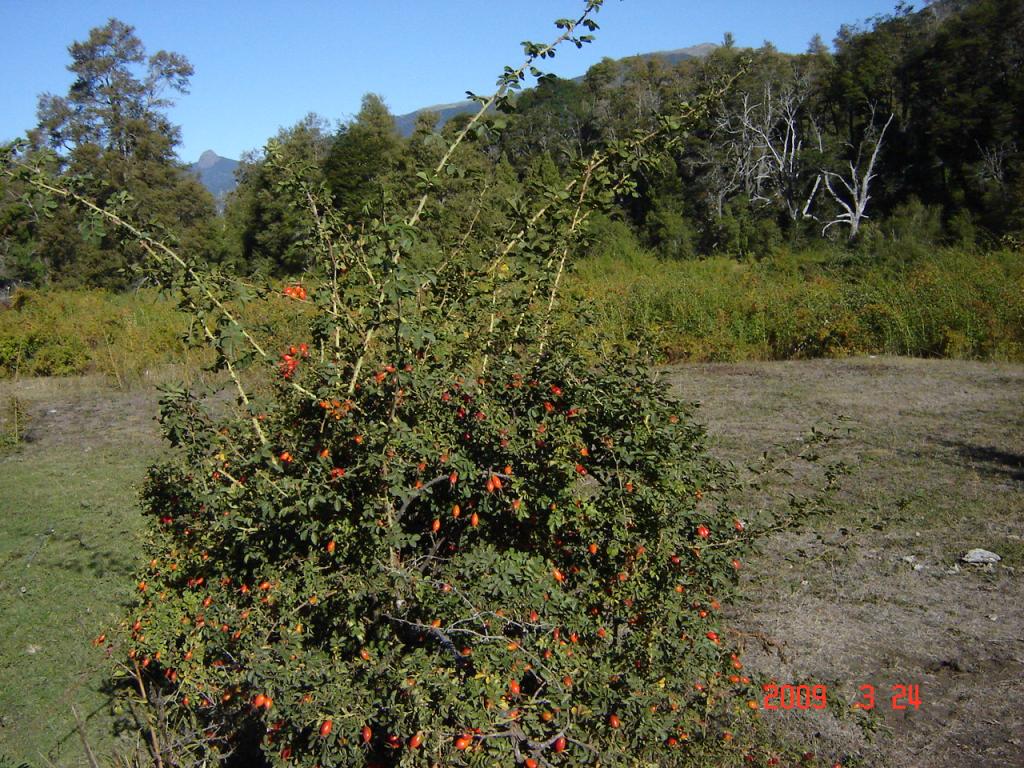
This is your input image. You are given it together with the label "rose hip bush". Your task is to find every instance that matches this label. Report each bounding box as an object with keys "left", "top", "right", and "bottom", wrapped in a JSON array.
[{"left": 137, "top": 330, "right": 756, "bottom": 766}]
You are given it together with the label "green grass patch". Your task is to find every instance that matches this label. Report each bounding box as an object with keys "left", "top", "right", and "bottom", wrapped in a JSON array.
[
  {"left": 0, "top": 427, "right": 158, "bottom": 766},
  {"left": 0, "top": 358, "right": 1019, "bottom": 766}
]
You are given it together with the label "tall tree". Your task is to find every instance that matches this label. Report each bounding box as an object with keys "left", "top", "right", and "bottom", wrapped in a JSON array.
[
  {"left": 29, "top": 18, "right": 216, "bottom": 287},
  {"left": 822, "top": 110, "right": 895, "bottom": 239},
  {"left": 223, "top": 113, "right": 334, "bottom": 275},
  {"left": 905, "top": 0, "right": 1024, "bottom": 224},
  {"left": 501, "top": 76, "right": 589, "bottom": 165},
  {"left": 35, "top": 18, "right": 191, "bottom": 163},
  {"left": 323, "top": 94, "right": 405, "bottom": 222}
]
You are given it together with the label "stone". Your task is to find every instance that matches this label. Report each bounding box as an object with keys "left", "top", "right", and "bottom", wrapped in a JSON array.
[{"left": 961, "top": 548, "right": 1001, "bottom": 565}]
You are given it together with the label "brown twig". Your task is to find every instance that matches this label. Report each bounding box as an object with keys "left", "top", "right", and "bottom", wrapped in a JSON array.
[
  {"left": 130, "top": 660, "right": 165, "bottom": 768},
  {"left": 71, "top": 704, "right": 102, "bottom": 768}
]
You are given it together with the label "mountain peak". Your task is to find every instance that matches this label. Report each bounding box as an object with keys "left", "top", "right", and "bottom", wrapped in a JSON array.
[
  {"left": 196, "top": 149, "right": 222, "bottom": 170},
  {"left": 190, "top": 151, "right": 240, "bottom": 206}
]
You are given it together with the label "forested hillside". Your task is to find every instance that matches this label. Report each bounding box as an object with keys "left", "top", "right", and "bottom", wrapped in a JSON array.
[
  {"left": 2, "top": 0, "right": 1022, "bottom": 286},
  {"left": 0, "top": 5, "right": 1021, "bottom": 766},
  {"left": 216, "top": 0, "right": 1024, "bottom": 274}
]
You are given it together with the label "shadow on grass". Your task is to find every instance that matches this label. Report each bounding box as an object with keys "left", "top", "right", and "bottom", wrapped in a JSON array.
[
  {"left": 26, "top": 531, "right": 141, "bottom": 595},
  {"left": 940, "top": 440, "right": 1024, "bottom": 482}
]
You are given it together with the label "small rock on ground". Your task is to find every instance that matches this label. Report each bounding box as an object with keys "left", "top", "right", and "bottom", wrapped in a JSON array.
[{"left": 961, "top": 548, "right": 1001, "bottom": 564}]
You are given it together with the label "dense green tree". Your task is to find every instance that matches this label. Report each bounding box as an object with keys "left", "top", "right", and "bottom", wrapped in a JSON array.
[
  {"left": 35, "top": 19, "right": 189, "bottom": 160},
  {"left": 0, "top": 145, "right": 53, "bottom": 284},
  {"left": 26, "top": 18, "right": 217, "bottom": 288},
  {"left": 904, "top": 0, "right": 1024, "bottom": 225},
  {"left": 501, "top": 76, "right": 590, "bottom": 164},
  {"left": 404, "top": 119, "right": 519, "bottom": 258},
  {"left": 323, "top": 94, "right": 405, "bottom": 222},
  {"left": 222, "top": 113, "right": 333, "bottom": 275},
  {"left": 820, "top": 0, "right": 1024, "bottom": 237},
  {"left": 826, "top": 5, "right": 919, "bottom": 191}
]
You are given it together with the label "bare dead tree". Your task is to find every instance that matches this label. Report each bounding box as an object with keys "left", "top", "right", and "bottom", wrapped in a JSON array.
[
  {"left": 713, "top": 81, "right": 823, "bottom": 222},
  {"left": 822, "top": 110, "right": 895, "bottom": 239},
  {"left": 695, "top": 141, "right": 742, "bottom": 219},
  {"left": 975, "top": 139, "right": 1017, "bottom": 189}
]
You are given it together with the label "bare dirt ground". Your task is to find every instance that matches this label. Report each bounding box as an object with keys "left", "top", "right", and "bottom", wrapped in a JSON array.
[
  {"left": 1, "top": 358, "right": 1020, "bottom": 766},
  {"left": 665, "top": 357, "right": 1024, "bottom": 768}
]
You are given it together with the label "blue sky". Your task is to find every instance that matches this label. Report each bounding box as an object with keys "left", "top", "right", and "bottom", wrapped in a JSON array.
[{"left": 0, "top": 1, "right": 906, "bottom": 162}]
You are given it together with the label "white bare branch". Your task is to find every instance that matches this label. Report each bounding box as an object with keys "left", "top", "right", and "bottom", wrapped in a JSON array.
[
  {"left": 975, "top": 139, "right": 1016, "bottom": 188},
  {"left": 822, "top": 111, "right": 895, "bottom": 239},
  {"left": 711, "top": 80, "right": 821, "bottom": 222}
]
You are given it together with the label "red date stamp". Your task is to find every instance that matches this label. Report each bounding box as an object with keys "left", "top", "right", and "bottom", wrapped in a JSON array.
[{"left": 761, "top": 683, "right": 922, "bottom": 711}]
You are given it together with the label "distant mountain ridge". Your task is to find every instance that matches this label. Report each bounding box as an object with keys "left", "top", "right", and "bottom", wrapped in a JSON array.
[
  {"left": 189, "top": 150, "right": 239, "bottom": 203},
  {"left": 393, "top": 43, "right": 718, "bottom": 136},
  {"left": 191, "top": 44, "right": 718, "bottom": 198}
]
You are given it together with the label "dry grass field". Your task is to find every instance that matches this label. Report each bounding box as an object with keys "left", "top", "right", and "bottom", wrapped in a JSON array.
[{"left": 666, "top": 357, "right": 1023, "bottom": 767}]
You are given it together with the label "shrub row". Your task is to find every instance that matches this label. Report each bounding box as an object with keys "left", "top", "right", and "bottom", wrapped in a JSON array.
[
  {"left": 572, "top": 247, "right": 1024, "bottom": 363},
  {"left": 2, "top": 247, "right": 1020, "bottom": 381},
  {"left": 0, "top": 288, "right": 307, "bottom": 382}
]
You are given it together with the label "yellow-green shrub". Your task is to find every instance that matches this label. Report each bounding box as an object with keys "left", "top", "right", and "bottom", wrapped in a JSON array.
[{"left": 571, "top": 248, "right": 1024, "bottom": 362}]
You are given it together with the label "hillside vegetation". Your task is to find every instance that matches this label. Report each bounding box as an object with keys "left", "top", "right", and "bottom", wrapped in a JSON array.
[
  {"left": 2, "top": 0, "right": 1022, "bottom": 298},
  {"left": 0, "top": 2, "right": 1021, "bottom": 766},
  {"left": 1, "top": 2, "right": 1022, "bottom": 383}
]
